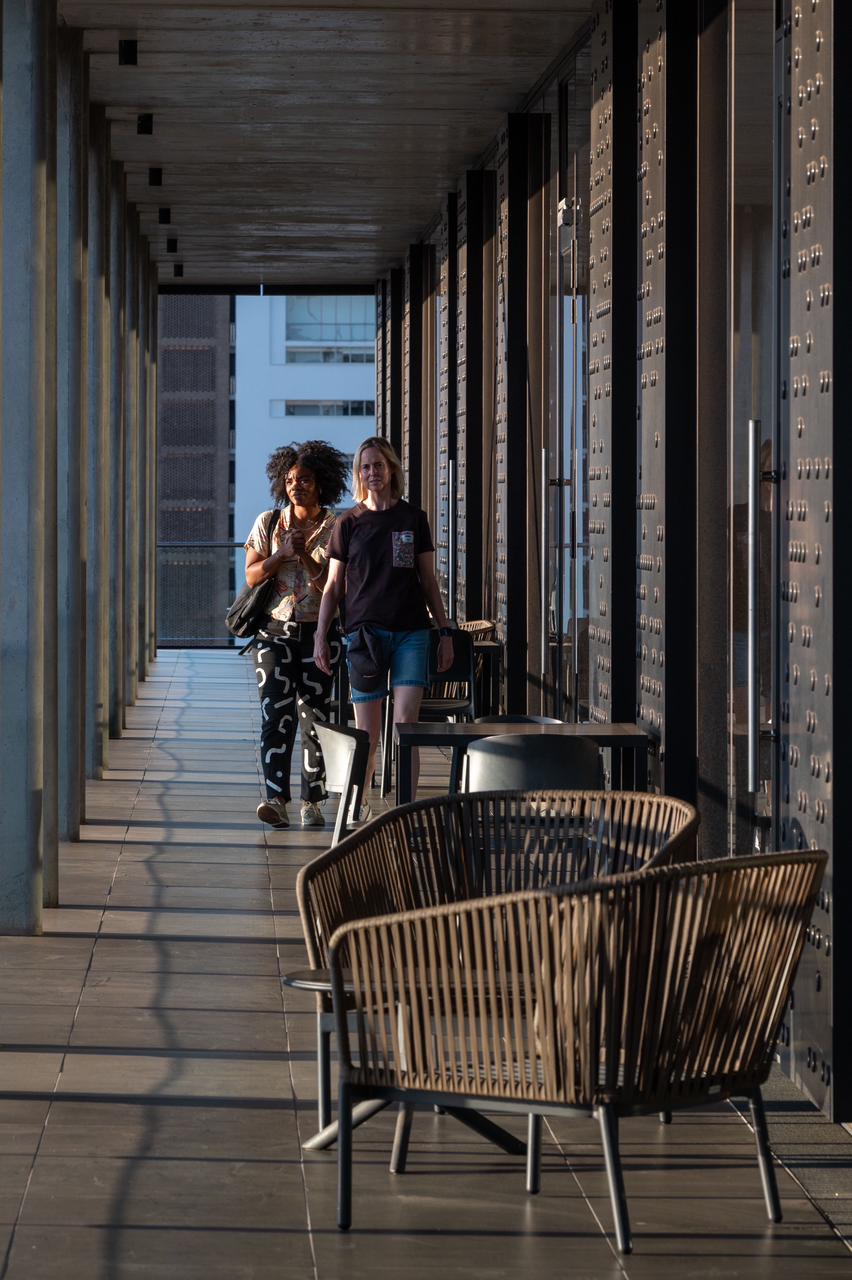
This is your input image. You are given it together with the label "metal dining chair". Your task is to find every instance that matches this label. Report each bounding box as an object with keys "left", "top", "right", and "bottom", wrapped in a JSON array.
[
  {"left": 463, "top": 730, "right": 602, "bottom": 793},
  {"left": 380, "top": 628, "right": 478, "bottom": 796}
]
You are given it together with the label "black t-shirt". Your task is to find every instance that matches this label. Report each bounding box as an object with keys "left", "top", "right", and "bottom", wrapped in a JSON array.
[{"left": 328, "top": 500, "right": 435, "bottom": 633}]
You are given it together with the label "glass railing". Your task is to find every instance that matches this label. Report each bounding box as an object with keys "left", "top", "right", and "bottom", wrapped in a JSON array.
[{"left": 157, "top": 542, "right": 244, "bottom": 648}]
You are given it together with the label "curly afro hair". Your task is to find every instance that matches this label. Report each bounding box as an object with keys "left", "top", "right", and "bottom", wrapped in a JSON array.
[{"left": 266, "top": 440, "right": 349, "bottom": 507}]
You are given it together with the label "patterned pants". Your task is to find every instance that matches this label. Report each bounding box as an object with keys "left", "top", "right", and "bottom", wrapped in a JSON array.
[{"left": 253, "top": 623, "right": 341, "bottom": 802}]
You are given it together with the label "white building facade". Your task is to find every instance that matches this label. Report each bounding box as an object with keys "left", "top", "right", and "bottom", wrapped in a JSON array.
[{"left": 234, "top": 295, "right": 376, "bottom": 538}]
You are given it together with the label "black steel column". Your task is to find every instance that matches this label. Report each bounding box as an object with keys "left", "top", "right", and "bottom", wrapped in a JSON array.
[
  {"left": 694, "top": 0, "right": 728, "bottom": 852},
  {"left": 437, "top": 194, "right": 457, "bottom": 607},
  {"left": 456, "top": 172, "right": 490, "bottom": 622},
  {"left": 525, "top": 114, "right": 549, "bottom": 713},
  {"left": 387, "top": 266, "right": 403, "bottom": 459},
  {"left": 635, "top": 0, "right": 697, "bottom": 801},
  {"left": 402, "top": 244, "right": 424, "bottom": 507},
  {"left": 375, "top": 277, "right": 387, "bottom": 437},
  {"left": 588, "top": 0, "right": 637, "bottom": 727},
  {"left": 780, "top": 0, "right": 848, "bottom": 1119},
  {"left": 495, "top": 116, "right": 526, "bottom": 710}
]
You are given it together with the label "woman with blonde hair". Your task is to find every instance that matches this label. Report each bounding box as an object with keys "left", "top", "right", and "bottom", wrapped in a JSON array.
[{"left": 314, "top": 436, "right": 453, "bottom": 804}]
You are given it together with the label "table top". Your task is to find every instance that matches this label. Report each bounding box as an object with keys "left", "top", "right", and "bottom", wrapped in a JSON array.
[{"left": 394, "top": 721, "right": 649, "bottom": 745}]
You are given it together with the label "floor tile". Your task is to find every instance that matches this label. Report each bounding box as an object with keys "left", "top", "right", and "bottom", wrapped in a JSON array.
[
  {"left": 0, "top": 1006, "right": 77, "bottom": 1048},
  {"left": 4, "top": 1224, "right": 315, "bottom": 1280},
  {"left": 55, "top": 1051, "right": 292, "bottom": 1102},
  {"left": 37, "top": 1101, "right": 299, "bottom": 1161},
  {"left": 87, "top": 939, "right": 280, "bottom": 977}
]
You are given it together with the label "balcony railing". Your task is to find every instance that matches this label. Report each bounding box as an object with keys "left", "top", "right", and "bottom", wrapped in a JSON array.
[{"left": 157, "top": 542, "right": 244, "bottom": 648}]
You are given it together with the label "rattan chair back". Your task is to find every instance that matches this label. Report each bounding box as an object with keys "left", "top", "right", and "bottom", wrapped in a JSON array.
[
  {"left": 331, "top": 849, "right": 826, "bottom": 1112},
  {"left": 297, "top": 789, "right": 698, "bottom": 972}
]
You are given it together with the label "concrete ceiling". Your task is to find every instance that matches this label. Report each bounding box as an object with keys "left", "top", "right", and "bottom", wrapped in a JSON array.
[{"left": 58, "top": 1, "right": 592, "bottom": 288}]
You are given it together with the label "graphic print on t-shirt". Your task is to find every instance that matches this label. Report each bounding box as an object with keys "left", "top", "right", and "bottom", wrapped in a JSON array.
[{"left": 392, "top": 529, "right": 415, "bottom": 568}]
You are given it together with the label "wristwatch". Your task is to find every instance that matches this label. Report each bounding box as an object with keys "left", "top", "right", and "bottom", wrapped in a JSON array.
[{"left": 438, "top": 626, "right": 453, "bottom": 637}]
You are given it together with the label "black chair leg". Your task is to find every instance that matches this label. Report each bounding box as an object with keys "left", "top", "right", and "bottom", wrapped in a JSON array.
[
  {"left": 317, "top": 1015, "right": 332, "bottom": 1132},
  {"left": 449, "top": 745, "right": 464, "bottom": 794},
  {"left": 750, "top": 1089, "right": 782, "bottom": 1223},
  {"left": 526, "top": 1114, "right": 542, "bottom": 1194},
  {"left": 337, "top": 1082, "right": 353, "bottom": 1231},
  {"left": 390, "top": 1103, "right": 414, "bottom": 1174},
  {"left": 598, "top": 1104, "right": 632, "bottom": 1254},
  {"left": 659, "top": 1110, "right": 672, "bottom": 1124}
]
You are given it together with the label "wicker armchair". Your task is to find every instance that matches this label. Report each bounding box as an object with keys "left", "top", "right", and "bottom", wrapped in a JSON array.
[
  {"left": 296, "top": 789, "right": 698, "bottom": 1143},
  {"left": 329, "top": 849, "right": 826, "bottom": 1250}
]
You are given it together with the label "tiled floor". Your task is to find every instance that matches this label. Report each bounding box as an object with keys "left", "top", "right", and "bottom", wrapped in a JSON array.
[{"left": 0, "top": 649, "right": 850, "bottom": 1278}]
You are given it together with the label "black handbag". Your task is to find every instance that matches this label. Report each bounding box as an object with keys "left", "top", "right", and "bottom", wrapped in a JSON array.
[{"left": 225, "top": 509, "right": 280, "bottom": 640}]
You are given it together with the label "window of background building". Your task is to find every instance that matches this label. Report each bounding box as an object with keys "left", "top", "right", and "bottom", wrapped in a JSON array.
[
  {"left": 286, "top": 296, "right": 374, "bottom": 343},
  {"left": 286, "top": 347, "right": 374, "bottom": 364},
  {"left": 283, "top": 400, "right": 375, "bottom": 417}
]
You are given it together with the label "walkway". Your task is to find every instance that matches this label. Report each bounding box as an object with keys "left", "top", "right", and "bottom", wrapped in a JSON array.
[{"left": 0, "top": 650, "right": 849, "bottom": 1278}]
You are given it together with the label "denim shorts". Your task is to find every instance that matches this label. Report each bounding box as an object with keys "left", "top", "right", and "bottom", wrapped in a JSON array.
[{"left": 345, "top": 627, "right": 431, "bottom": 703}]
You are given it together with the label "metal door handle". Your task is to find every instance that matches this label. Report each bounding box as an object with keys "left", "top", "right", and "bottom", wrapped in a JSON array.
[{"left": 747, "top": 418, "right": 760, "bottom": 793}]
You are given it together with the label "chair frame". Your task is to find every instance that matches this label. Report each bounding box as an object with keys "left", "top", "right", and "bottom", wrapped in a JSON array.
[
  {"left": 295, "top": 789, "right": 698, "bottom": 1147},
  {"left": 314, "top": 722, "right": 370, "bottom": 847},
  {"left": 329, "top": 849, "right": 826, "bottom": 1249}
]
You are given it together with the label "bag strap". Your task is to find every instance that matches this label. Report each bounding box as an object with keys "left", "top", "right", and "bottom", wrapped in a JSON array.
[{"left": 266, "top": 506, "right": 280, "bottom": 549}]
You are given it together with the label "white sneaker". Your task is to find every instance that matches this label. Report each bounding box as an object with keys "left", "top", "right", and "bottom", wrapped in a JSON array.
[
  {"left": 257, "top": 798, "right": 289, "bottom": 827},
  {"left": 347, "top": 798, "right": 374, "bottom": 826},
  {"left": 300, "top": 801, "right": 325, "bottom": 828}
]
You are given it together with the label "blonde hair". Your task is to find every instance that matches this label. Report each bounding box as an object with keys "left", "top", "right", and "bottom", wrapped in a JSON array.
[{"left": 352, "top": 436, "right": 404, "bottom": 502}]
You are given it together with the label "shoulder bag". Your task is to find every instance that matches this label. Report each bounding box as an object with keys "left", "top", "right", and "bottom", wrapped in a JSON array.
[{"left": 225, "top": 509, "right": 280, "bottom": 640}]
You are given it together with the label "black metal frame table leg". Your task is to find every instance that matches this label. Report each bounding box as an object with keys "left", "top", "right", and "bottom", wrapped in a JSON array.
[
  {"left": 749, "top": 1089, "right": 782, "bottom": 1222},
  {"left": 396, "top": 737, "right": 413, "bottom": 804},
  {"left": 317, "top": 1012, "right": 332, "bottom": 1131},
  {"left": 597, "top": 1104, "right": 632, "bottom": 1254}
]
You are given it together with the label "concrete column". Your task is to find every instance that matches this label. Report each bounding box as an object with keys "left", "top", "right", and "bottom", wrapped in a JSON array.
[
  {"left": 0, "top": 0, "right": 49, "bottom": 932},
  {"left": 107, "top": 160, "right": 126, "bottom": 737},
  {"left": 123, "top": 209, "right": 139, "bottom": 708},
  {"left": 148, "top": 283, "right": 158, "bottom": 664},
  {"left": 84, "top": 106, "right": 110, "bottom": 779},
  {"left": 136, "top": 246, "right": 149, "bottom": 680},
  {"left": 42, "top": 0, "right": 58, "bottom": 905},
  {"left": 56, "top": 28, "right": 87, "bottom": 841}
]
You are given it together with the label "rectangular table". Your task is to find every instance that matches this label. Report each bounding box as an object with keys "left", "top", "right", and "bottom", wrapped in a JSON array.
[{"left": 394, "top": 720, "right": 650, "bottom": 805}]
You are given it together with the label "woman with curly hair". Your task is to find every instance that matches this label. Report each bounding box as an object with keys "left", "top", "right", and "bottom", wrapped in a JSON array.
[{"left": 244, "top": 440, "right": 348, "bottom": 828}]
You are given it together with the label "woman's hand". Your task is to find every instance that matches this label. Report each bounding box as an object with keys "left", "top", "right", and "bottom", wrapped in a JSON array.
[
  {"left": 277, "top": 528, "right": 301, "bottom": 560},
  {"left": 436, "top": 635, "right": 454, "bottom": 673},
  {"left": 313, "top": 632, "right": 332, "bottom": 676}
]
